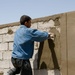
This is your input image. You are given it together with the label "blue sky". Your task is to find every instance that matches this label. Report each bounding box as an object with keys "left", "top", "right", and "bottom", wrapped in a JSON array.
[{"left": 0, "top": 0, "right": 75, "bottom": 25}]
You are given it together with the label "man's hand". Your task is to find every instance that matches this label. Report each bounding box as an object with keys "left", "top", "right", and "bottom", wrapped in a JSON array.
[{"left": 48, "top": 32, "right": 55, "bottom": 40}]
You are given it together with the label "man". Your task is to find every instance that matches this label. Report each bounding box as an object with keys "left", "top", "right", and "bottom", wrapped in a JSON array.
[{"left": 7, "top": 15, "right": 54, "bottom": 75}]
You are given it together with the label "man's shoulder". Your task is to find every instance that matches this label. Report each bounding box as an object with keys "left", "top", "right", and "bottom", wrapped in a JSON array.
[{"left": 27, "top": 28, "right": 38, "bottom": 33}]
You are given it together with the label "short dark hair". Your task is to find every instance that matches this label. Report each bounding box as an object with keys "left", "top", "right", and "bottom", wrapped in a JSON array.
[{"left": 20, "top": 15, "right": 31, "bottom": 25}]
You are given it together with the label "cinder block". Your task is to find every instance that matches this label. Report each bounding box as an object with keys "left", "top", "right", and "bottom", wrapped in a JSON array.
[
  {"left": 8, "top": 26, "right": 20, "bottom": 32},
  {"left": 0, "top": 35, "right": 2, "bottom": 43},
  {"left": 2, "top": 69, "right": 9, "bottom": 75},
  {"left": 3, "top": 34, "right": 14, "bottom": 42},
  {"left": 0, "top": 43, "right": 8, "bottom": 51},
  {"left": 0, "top": 28, "right": 8, "bottom": 34},
  {"left": 0, "top": 52, "right": 2, "bottom": 60},
  {"left": 0, "top": 60, "right": 10, "bottom": 69},
  {"left": 3, "top": 51, "right": 12, "bottom": 60},
  {"left": 31, "top": 23, "right": 38, "bottom": 29},
  {"left": 9, "top": 42, "right": 13, "bottom": 50},
  {"left": 9, "top": 60, "right": 14, "bottom": 68}
]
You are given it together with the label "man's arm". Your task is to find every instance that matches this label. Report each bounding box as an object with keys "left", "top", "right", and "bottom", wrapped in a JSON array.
[{"left": 28, "top": 29, "right": 54, "bottom": 42}]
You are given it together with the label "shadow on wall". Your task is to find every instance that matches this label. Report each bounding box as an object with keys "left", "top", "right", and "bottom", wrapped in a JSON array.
[
  {"left": 48, "top": 39, "right": 61, "bottom": 75},
  {"left": 33, "top": 52, "right": 48, "bottom": 75},
  {"left": 34, "top": 39, "right": 61, "bottom": 75}
]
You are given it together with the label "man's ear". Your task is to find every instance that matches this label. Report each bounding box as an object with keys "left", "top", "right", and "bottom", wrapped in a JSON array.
[{"left": 24, "top": 22, "right": 27, "bottom": 25}]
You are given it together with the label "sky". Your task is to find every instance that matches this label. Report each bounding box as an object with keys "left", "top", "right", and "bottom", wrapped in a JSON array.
[{"left": 0, "top": 0, "right": 75, "bottom": 25}]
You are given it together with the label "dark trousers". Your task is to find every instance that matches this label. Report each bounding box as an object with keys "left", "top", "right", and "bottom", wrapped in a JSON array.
[{"left": 7, "top": 57, "right": 32, "bottom": 75}]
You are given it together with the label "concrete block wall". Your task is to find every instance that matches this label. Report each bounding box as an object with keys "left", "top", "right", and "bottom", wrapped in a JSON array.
[{"left": 0, "top": 14, "right": 62, "bottom": 75}]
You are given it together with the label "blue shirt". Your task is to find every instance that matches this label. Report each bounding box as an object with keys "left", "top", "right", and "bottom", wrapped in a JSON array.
[{"left": 12, "top": 25, "right": 49, "bottom": 59}]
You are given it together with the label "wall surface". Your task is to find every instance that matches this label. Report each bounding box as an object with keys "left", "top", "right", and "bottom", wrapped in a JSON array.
[{"left": 0, "top": 11, "right": 75, "bottom": 75}]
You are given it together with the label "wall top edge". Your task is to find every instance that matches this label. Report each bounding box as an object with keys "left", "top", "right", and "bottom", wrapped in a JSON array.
[{"left": 0, "top": 11, "right": 75, "bottom": 29}]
